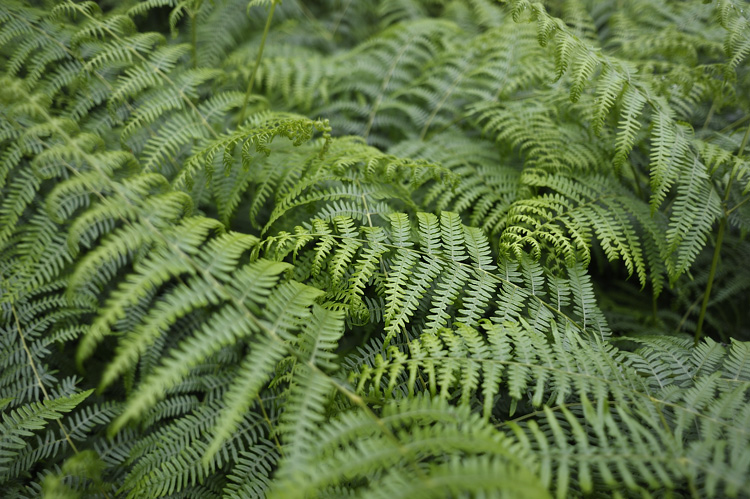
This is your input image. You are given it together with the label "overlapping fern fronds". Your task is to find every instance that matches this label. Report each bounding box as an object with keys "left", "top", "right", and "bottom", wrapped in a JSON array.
[{"left": 1, "top": 0, "right": 749, "bottom": 497}]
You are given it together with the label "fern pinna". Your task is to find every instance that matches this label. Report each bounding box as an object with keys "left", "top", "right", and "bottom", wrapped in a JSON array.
[{"left": 1, "top": 0, "right": 750, "bottom": 497}]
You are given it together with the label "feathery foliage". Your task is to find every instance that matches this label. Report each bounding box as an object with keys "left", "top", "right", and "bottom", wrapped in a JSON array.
[{"left": 1, "top": 0, "right": 749, "bottom": 497}]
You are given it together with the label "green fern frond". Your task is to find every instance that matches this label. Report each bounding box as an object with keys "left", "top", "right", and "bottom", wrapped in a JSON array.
[
  {"left": 0, "top": 390, "right": 92, "bottom": 481},
  {"left": 277, "top": 360, "right": 338, "bottom": 478},
  {"left": 263, "top": 211, "right": 610, "bottom": 344},
  {"left": 2, "top": 0, "right": 749, "bottom": 496},
  {"left": 665, "top": 157, "right": 722, "bottom": 277},
  {"left": 500, "top": 172, "right": 658, "bottom": 288},
  {"left": 92, "top": 250, "right": 323, "bottom": 433},
  {"left": 223, "top": 440, "right": 279, "bottom": 498},
  {"left": 352, "top": 320, "right": 750, "bottom": 496},
  {"left": 271, "top": 396, "right": 547, "bottom": 499},
  {"left": 612, "top": 83, "right": 647, "bottom": 173}
]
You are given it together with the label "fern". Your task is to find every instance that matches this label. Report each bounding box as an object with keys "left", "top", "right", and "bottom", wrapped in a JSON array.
[
  {"left": 352, "top": 323, "right": 750, "bottom": 496},
  {"left": 1, "top": 0, "right": 749, "bottom": 497}
]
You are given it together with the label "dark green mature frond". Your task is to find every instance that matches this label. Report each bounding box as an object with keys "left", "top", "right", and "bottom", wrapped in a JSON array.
[
  {"left": 119, "top": 400, "right": 265, "bottom": 498},
  {"left": 0, "top": 298, "right": 116, "bottom": 494},
  {"left": 500, "top": 171, "right": 666, "bottom": 288},
  {"left": 1, "top": 390, "right": 92, "bottom": 479},
  {"left": 393, "top": 131, "right": 522, "bottom": 234}
]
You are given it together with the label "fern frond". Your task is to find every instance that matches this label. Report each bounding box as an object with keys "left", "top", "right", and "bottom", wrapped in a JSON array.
[
  {"left": 665, "top": 156, "right": 722, "bottom": 277},
  {"left": 2, "top": 0, "right": 748, "bottom": 496},
  {"left": 264, "top": 212, "right": 610, "bottom": 345},
  {"left": 223, "top": 440, "right": 279, "bottom": 498},
  {"left": 271, "top": 396, "right": 546, "bottom": 499},
  {"left": 277, "top": 358, "right": 338, "bottom": 478},
  {"left": 105, "top": 257, "right": 318, "bottom": 433},
  {"left": 500, "top": 172, "right": 658, "bottom": 288},
  {"left": 0, "top": 390, "right": 92, "bottom": 481},
  {"left": 120, "top": 400, "right": 262, "bottom": 499},
  {"left": 612, "top": 83, "right": 647, "bottom": 173},
  {"left": 203, "top": 335, "right": 286, "bottom": 463},
  {"left": 353, "top": 320, "right": 750, "bottom": 496}
]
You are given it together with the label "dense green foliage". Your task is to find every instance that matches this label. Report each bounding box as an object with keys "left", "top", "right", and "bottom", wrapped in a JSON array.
[{"left": 2, "top": 0, "right": 750, "bottom": 497}]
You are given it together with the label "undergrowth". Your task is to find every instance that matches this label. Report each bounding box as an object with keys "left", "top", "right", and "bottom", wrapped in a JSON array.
[{"left": 1, "top": 0, "right": 750, "bottom": 497}]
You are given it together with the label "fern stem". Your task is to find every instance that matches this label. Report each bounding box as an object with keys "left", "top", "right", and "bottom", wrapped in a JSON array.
[
  {"left": 676, "top": 295, "right": 701, "bottom": 334},
  {"left": 240, "top": 0, "right": 277, "bottom": 122},
  {"left": 695, "top": 123, "right": 750, "bottom": 343},
  {"left": 718, "top": 114, "right": 750, "bottom": 135},
  {"left": 702, "top": 81, "right": 725, "bottom": 131},
  {"left": 257, "top": 394, "right": 284, "bottom": 455},
  {"left": 627, "top": 158, "right": 644, "bottom": 200},
  {"left": 695, "top": 194, "right": 730, "bottom": 344},
  {"left": 190, "top": 11, "right": 198, "bottom": 68},
  {"left": 9, "top": 302, "right": 115, "bottom": 497},
  {"left": 702, "top": 97, "right": 718, "bottom": 131},
  {"left": 10, "top": 303, "right": 78, "bottom": 451},
  {"left": 736, "top": 120, "right": 750, "bottom": 158},
  {"left": 726, "top": 195, "right": 750, "bottom": 215},
  {"left": 331, "top": 0, "right": 353, "bottom": 37}
]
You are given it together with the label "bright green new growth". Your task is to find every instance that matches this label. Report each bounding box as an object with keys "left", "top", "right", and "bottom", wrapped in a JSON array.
[{"left": 1, "top": 0, "right": 750, "bottom": 497}]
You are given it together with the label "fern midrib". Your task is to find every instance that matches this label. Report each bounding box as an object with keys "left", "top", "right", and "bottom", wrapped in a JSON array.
[{"left": 7, "top": 301, "right": 115, "bottom": 498}]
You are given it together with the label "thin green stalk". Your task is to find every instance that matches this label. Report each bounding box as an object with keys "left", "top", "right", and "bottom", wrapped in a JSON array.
[
  {"left": 702, "top": 98, "right": 718, "bottom": 131},
  {"left": 331, "top": 0, "right": 353, "bottom": 37},
  {"left": 695, "top": 124, "right": 750, "bottom": 343},
  {"left": 240, "top": 0, "right": 277, "bottom": 122},
  {"left": 257, "top": 394, "right": 284, "bottom": 456},
  {"left": 10, "top": 302, "right": 112, "bottom": 499},
  {"left": 628, "top": 158, "right": 645, "bottom": 200},
  {"left": 695, "top": 215, "right": 729, "bottom": 344},
  {"left": 190, "top": 12, "right": 197, "bottom": 68},
  {"left": 702, "top": 81, "right": 725, "bottom": 131}
]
